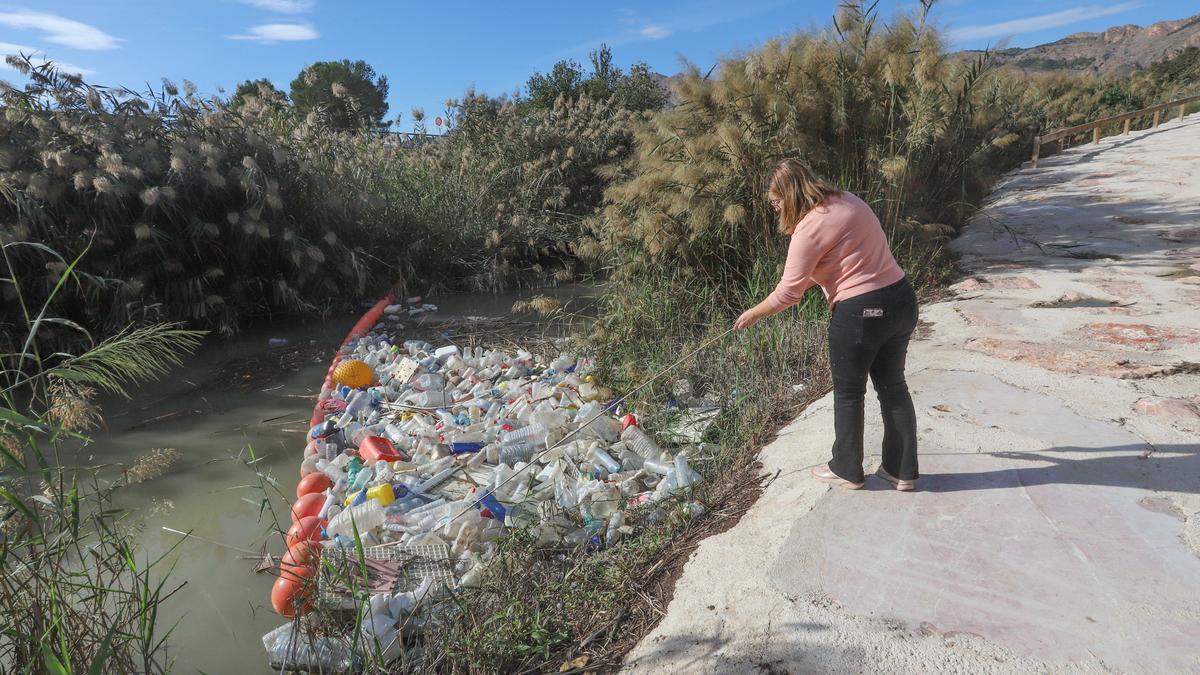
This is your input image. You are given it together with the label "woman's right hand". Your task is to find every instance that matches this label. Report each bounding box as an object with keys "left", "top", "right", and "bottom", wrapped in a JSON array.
[{"left": 734, "top": 307, "right": 761, "bottom": 330}]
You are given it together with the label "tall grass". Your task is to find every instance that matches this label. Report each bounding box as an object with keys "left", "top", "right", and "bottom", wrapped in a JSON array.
[
  {"left": 0, "top": 58, "right": 378, "bottom": 341},
  {"left": 0, "top": 243, "right": 203, "bottom": 672},
  {"left": 0, "top": 59, "right": 640, "bottom": 344}
]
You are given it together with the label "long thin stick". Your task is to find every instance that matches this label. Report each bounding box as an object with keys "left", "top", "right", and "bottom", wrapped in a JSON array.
[
  {"left": 444, "top": 326, "right": 737, "bottom": 525},
  {"left": 161, "top": 526, "right": 261, "bottom": 555}
]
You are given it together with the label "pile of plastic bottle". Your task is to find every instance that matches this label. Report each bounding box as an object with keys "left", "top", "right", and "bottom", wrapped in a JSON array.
[{"left": 266, "top": 322, "right": 704, "bottom": 668}]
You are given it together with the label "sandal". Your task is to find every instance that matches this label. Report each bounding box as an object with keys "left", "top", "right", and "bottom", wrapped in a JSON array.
[
  {"left": 875, "top": 465, "right": 915, "bottom": 492},
  {"left": 810, "top": 464, "right": 864, "bottom": 490}
]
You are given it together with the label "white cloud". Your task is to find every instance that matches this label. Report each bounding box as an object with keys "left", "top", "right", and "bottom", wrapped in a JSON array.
[
  {"left": 547, "top": 0, "right": 789, "bottom": 62},
  {"left": 948, "top": 3, "right": 1141, "bottom": 43},
  {"left": 0, "top": 42, "right": 94, "bottom": 76},
  {"left": 620, "top": 9, "right": 672, "bottom": 40},
  {"left": 0, "top": 11, "right": 120, "bottom": 50},
  {"left": 0, "top": 41, "right": 35, "bottom": 55},
  {"left": 228, "top": 22, "right": 318, "bottom": 43},
  {"left": 237, "top": 0, "right": 315, "bottom": 13},
  {"left": 639, "top": 24, "right": 671, "bottom": 39}
]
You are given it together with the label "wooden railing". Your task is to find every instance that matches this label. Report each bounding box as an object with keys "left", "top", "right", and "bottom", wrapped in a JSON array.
[{"left": 1031, "top": 94, "right": 1200, "bottom": 167}]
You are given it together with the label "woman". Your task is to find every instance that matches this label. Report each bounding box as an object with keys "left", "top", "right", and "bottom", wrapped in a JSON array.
[{"left": 734, "top": 158, "right": 919, "bottom": 491}]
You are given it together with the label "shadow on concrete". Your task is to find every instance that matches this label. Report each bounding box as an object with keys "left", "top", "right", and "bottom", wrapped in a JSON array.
[
  {"left": 960, "top": 117, "right": 1200, "bottom": 282},
  {"left": 916, "top": 443, "right": 1200, "bottom": 494},
  {"left": 624, "top": 624, "right": 858, "bottom": 674}
]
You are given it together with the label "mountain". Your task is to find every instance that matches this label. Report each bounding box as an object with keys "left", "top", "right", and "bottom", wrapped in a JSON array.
[{"left": 959, "top": 13, "right": 1200, "bottom": 76}]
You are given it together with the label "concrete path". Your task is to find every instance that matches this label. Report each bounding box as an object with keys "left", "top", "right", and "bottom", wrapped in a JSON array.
[{"left": 624, "top": 115, "right": 1200, "bottom": 673}]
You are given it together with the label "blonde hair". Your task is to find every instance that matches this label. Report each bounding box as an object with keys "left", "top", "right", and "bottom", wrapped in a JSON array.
[{"left": 768, "top": 158, "right": 842, "bottom": 235}]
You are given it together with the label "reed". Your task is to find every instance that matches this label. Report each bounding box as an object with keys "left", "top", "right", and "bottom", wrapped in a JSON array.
[{"left": 0, "top": 245, "right": 203, "bottom": 673}]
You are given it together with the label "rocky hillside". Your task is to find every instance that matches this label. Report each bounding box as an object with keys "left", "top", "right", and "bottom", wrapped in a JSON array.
[{"left": 961, "top": 13, "right": 1200, "bottom": 76}]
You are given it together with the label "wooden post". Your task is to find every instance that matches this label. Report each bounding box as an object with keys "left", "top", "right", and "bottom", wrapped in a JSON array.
[
  {"left": 1057, "top": 138, "right": 1064, "bottom": 154},
  {"left": 1031, "top": 136, "right": 1041, "bottom": 168},
  {"left": 1093, "top": 127, "right": 1102, "bottom": 144},
  {"left": 1180, "top": 104, "right": 1188, "bottom": 121},
  {"left": 1123, "top": 118, "right": 1131, "bottom": 135},
  {"left": 1153, "top": 110, "right": 1161, "bottom": 128}
]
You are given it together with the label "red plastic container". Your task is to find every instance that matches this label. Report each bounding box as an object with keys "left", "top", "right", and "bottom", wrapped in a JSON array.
[{"left": 358, "top": 436, "right": 402, "bottom": 463}]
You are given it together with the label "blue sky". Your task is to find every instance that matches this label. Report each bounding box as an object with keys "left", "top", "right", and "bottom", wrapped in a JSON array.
[{"left": 2, "top": 1, "right": 1195, "bottom": 132}]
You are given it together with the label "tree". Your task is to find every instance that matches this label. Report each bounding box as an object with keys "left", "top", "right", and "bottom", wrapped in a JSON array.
[
  {"left": 525, "top": 59, "right": 584, "bottom": 109},
  {"left": 612, "top": 62, "right": 669, "bottom": 112},
  {"left": 581, "top": 44, "right": 620, "bottom": 101},
  {"left": 229, "top": 78, "right": 287, "bottom": 109},
  {"left": 289, "top": 59, "right": 390, "bottom": 131},
  {"left": 525, "top": 45, "right": 668, "bottom": 112}
]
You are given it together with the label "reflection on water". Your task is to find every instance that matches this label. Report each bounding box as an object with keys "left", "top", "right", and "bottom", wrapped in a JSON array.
[{"left": 82, "top": 285, "right": 598, "bottom": 673}]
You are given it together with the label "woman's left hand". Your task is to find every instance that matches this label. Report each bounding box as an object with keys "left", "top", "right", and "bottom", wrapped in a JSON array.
[{"left": 734, "top": 307, "right": 761, "bottom": 330}]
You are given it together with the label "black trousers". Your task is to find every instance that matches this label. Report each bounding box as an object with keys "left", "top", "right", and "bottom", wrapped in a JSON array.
[{"left": 826, "top": 277, "right": 919, "bottom": 483}]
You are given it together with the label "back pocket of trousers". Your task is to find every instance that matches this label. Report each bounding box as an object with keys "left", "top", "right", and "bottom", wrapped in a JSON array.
[{"left": 858, "top": 307, "right": 885, "bottom": 343}]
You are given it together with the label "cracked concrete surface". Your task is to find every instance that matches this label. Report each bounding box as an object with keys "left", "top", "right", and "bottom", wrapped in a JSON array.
[{"left": 623, "top": 115, "right": 1200, "bottom": 673}]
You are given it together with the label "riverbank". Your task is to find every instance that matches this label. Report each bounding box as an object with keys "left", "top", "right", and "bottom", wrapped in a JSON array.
[{"left": 622, "top": 108, "right": 1200, "bottom": 673}]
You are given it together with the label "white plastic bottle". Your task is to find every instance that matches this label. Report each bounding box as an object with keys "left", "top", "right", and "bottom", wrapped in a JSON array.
[
  {"left": 620, "top": 425, "right": 662, "bottom": 458},
  {"left": 325, "top": 501, "right": 385, "bottom": 539},
  {"left": 501, "top": 424, "right": 547, "bottom": 446}
]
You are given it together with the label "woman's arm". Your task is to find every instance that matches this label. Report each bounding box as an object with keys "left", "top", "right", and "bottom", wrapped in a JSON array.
[
  {"left": 734, "top": 289, "right": 804, "bottom": 329},
  {"left": 735, "top": 223, "right": 824, "bottom": 330}
]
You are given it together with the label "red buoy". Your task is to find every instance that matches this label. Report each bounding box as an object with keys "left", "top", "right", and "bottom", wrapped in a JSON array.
[
  {"left": 296, "top": 472, "right": 332, "bottom": 498},
  {"left": 285, "top": 515, "right": 325, "bottom": 549},
  {"left": 282, "top": 540, "right": 322, "bottom": 573},
  {"left": 289, "top": 492, "right": 325, "bottom": 523},
  {"left": 271, "top": 571, "right": 313, "bottom": 617}
]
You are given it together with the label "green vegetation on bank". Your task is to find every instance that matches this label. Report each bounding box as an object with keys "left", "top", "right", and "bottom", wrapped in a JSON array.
[
  {"left": 0, "top": 251, "right": 203, "bottom": 671},
  {"left": 2, "top": 1, "right": 1200, "bottom": 671}
]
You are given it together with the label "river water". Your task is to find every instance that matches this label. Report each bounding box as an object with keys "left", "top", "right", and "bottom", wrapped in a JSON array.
[{"left": 84, "top": 286, "right": 599, "bottom": 673}]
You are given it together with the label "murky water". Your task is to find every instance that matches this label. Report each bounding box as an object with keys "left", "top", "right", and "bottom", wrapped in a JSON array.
[{"left": 81, "top": 286, "right": 599, "bottom": 673}]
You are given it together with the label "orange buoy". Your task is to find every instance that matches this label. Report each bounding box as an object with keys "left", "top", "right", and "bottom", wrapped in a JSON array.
[
  {"left": 289, "top": 492, "right": 326, "bottom": 523},
  {"left": 282, "top": 540, "right": 322, "bottom": 572},
  {"left": 271, "top": 572, "right": 314, "bottom": 617},
  {"left": 331, "top": 358, "right": 373, "bottom": 389},
  {"left": 286, "top": 515, "right": 325, "bottom": 549},
  {"left": 278, "top": 555, "right": 316, "bottom": 583},
  {"left": 296, "top": 472, "right": 332, "bottom": 498}
]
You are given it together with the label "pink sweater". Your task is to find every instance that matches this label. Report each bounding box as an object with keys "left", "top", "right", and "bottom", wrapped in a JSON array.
[{"left": 766, "top": 191, "right": 905, "bottom": 310}]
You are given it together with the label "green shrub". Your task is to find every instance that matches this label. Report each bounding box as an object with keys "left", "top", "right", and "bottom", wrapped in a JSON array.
[{"left": 392, "top": 91, "right": 638, "bottom": 290}]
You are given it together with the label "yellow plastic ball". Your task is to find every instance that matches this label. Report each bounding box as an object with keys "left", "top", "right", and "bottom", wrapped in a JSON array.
[{"left": 332, "top": 359, "right": 373, "bottom": 389}]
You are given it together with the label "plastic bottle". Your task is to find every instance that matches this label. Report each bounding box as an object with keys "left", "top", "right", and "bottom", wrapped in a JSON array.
[
  {"left": 642, "top": 458, "right": 672, "bottom": 475},
  {"left": 620, "top": 425, "right": 662, "bottom": 458},
  {"left": 366, "top": 483, "right": 395, "bottom": 507},
  {"left": 374, "top": 460, "right": 393, "bottom": 483},
  {"left": 674, "top": 452, "right": 694, "bottom": 489},
  {"left": 407, "top": 391, "right": 446, "bottom": 408},
  {"left": 590, "top": 445, "right": 621, "bottom": 475},
  {"left": 606, "top": 510, "right": 625, "bottom": 544},
  {"left": 501, "top": 424, "right": 547, "bottom": 446},
  {"left": 413, "top": 373, "right": 444, "bottom": 392},
  {"left": 300, "top": 454, "right": 319, "bottom": 476},
  {"left": 350, "top": 464, "right": 374, "bottom": 492},
  {"left": 499, "top": 443, "right": 535, "bottom": 466},
  {"left": 414, "top": 466, "right": 457, "bottom": 494},
  {"left": 317, "top": 459, "right": 347, "bottom": 485},
  {"left": 325, "top": 501, "right": 385, "bottom": 539}
]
